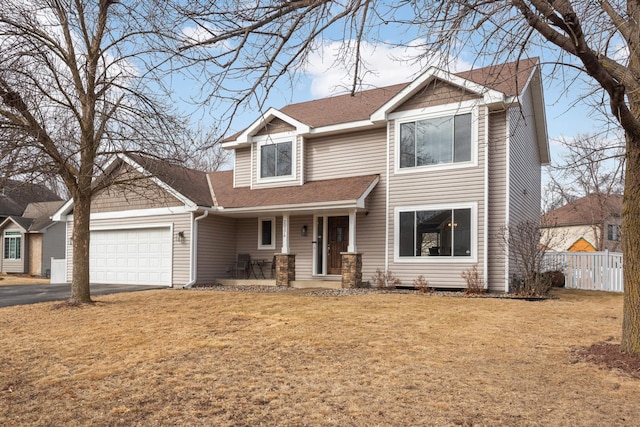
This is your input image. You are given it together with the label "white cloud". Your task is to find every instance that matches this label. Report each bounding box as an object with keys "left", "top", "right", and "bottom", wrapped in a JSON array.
[
  {"left": 181, "top": 24, "right": 233, "bottom": 51},
  {"left": 303, "top": 39, "right": 472, "bottom": 97}
]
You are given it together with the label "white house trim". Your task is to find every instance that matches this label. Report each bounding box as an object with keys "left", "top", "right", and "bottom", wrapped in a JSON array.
[
  {"left": 371, "top": 67, "right": 505, "bottom": 122},
  {"left": 393, "top": 202, "right": 478, "bottom": 264},
  {"left": 223, "top": 108, "right": 311, "bottom": 148}
]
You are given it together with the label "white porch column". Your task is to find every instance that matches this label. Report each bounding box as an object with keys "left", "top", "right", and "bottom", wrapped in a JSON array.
[
  {"left": 348, "top": 209, "right": 357, "bottom": 253},
  {"left": 281, "top": 213, "right": 290, "bottom": 254}
]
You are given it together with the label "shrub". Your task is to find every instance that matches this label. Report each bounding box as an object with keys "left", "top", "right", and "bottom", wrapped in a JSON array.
[
  {"left": 371, "top": 269, "right": 401, "bottom": 289},
  {"left": 509, "top": 272, "right": 552, "bottom": 297},
  {"left": 412, "top": 275, "right": 432, "bottom": 293},
  {"left": 542, "top": 270, "right": 565, "bottom": 288},
  {"left": 461, "top": 265, "right": 486, "bottom": 295}
]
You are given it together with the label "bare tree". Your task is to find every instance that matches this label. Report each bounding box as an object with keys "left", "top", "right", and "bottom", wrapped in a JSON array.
[
  {"left": 545, "top": 132, "right": 625, "bottom": 249},
  {"left": 0, "top": 0, "right": 201, "bottom": 304},
  {"left": 179, "top": 0, "right": 640, "bottom": 353}
]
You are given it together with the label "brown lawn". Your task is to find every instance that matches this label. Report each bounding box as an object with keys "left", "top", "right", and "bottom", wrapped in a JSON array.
[
  {"left": 0, "top": 288, "right": 638, "bottom": 426},
  {"left": 0, "top": 273, "right": 50, "bottom": 286}
]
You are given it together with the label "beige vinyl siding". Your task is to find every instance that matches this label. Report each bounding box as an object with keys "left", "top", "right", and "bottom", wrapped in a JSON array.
[
  {"left": 255, "top": 117, "right": 296, "bottom": 136},
  {"left": 509, "top": 85, "right": 542, "bottom": 225},
  {"left": 305, "top": 127, "right": 388, "bottom": 281},
  {"left": 393, "top": 80, "right": 481, "bottom": 113},
  {"left": 305, "top": 127, "right": 387, "bottom": 181},
  {"left": 196, "top": 215, "right": 237, "bottom": 283},
  {"left": 251, "top": 135, "right": 302, "bottom": 189},
  {"left": 508, "top": 86, "right": 543, "bottom": 279},
  {"left": 386, "top": 106, "right": 487, "bottom": 288},
  {"left": 356, "top": 184, "right": 387, "bottom": 281},
  {"left": 65, "top": 213, "right": 192, "bottom": 286},
  {"left": 91, "top": 168, "right": 182, "bottom": 213},
  {"left": 42, "top": 222, "right": 66, "bottom": 275},
  {"left": 288, "top": 215, "right": 314, "bottom": 279},
  {"left": 1, "top": 222, "right": 26, "bottom": 273},
  {"left": 235, "top": 217, "right": 282, "bottom": 265},
  {"left": 487, "top": 111, "right": 508, "bottom": 291},
  {"left": 234, "top": 147, "right": 251, "bottom": 188}
]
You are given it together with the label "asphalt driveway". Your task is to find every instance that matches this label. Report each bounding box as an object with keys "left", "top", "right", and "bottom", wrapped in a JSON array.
[{"left": 0, "top": 283, "right": 166, "bottom": 308}]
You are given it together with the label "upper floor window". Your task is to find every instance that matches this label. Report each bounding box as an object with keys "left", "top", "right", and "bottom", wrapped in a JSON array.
[
  {"left": 260, "top": 141, "right": 292, "bottom": 178},
  {"left": 399, "top": 113, "right": 471, "bottom": 168}
]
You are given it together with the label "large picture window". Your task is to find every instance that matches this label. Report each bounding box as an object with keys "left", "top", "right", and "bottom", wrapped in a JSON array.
[
  {"left": 3, "top": 231, "right": 22, "bottom": 259},
  {"left": 260, "top": 141, "right": 292, "bottom": 178},
  {"left": 399, "top": 113, "right": 472, "bottom": 168},
  {"left": 398, "top": 208, "right": 472, "bottom": 258}
]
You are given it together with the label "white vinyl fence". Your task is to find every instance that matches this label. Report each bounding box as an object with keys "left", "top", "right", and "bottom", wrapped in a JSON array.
[
  {"left": 543, "top": 251, "right": 623, "bottom": 293},
  {"left": 50, "top": 258, "right": 67, "bottom": 284}
]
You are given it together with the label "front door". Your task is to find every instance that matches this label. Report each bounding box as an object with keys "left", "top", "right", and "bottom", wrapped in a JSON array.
[{"left": 327, "top": 216, "right": 349, "bottom": 275}]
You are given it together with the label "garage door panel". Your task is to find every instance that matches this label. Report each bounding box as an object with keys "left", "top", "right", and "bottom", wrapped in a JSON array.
[{"left": 90, "top": 227, "right": 172, "bottom": 286}]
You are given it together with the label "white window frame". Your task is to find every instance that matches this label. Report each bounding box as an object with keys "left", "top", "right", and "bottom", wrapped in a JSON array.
[
  {"left": 255, "top": 133, "right": 297, "bottom": 183},
  {"left": 393, "top": 202, "right": 478, "bottom": 263},
  {"left": 258, "top": 217, "right": 276, "bottom": 250},
  {"left": 391, "top": 100, "right": 479, "bottom": 174},
  {"left": 3, "top": 231, "right": 22, "bottom": 260}
]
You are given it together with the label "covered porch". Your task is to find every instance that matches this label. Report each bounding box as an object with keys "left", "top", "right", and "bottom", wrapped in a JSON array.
[{"left": 207, "top": 173, "right": 380, "bottom": 288}]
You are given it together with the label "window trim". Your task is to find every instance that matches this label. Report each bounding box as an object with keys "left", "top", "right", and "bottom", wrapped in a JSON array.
[
  {"left": 3, "top": 231, "right": 22, "bottom": 260},
  {"left": 255, "top": 133, "right": 297, "bottom": 184},
  {"left": 392, "top": 101, "right": 479, "bottom": 174},
  {"left": 258, "top": 217, "right": 276, "bottom": 250},
  {"left": 393, "top": 202, "right": 478, "bottom": 263}
]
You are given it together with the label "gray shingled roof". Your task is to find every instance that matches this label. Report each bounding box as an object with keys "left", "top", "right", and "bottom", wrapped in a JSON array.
[{"left": 0, "top": 179, "right": 61, "bottom": 217}]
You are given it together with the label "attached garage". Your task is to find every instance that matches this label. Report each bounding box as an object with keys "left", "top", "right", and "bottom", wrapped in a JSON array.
[{"left": 89, "top": 227, "right": 172, "bottom": 286}]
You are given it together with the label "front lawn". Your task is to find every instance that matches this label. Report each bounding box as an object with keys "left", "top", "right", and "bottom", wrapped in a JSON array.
[{"left": 0, "top": 288, "right": 637, "bottom": 426}]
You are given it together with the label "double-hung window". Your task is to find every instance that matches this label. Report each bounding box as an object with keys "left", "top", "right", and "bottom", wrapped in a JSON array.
[
  {"left": 260, "top": 141, "right": 293, "bottom": 178},
  {"left": 396, "top": 205, "right": 475, "bottom": 261},
  {"left": 3, "top": 231, "right": 21, "bottom": 259},
  {"left": 395, "top": 104, "right": 476, "bottom": 171}
]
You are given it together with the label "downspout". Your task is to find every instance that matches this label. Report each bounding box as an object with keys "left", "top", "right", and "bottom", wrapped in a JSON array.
[
  {"left": 504, "top": 108, "right": 511, "bottom": 292},
  {"left": 385, "top": 120, "right": 390, "bottom": 272},
  {"left": 184, "top": 210, "right": 209, "bottom": 288},
  {"left": 483, "top": 106, "right": 489, "bottom": 290}
]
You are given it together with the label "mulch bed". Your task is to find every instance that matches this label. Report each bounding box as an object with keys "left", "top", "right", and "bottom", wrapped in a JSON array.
[{"left": 572, "top": 343, "right": 640, "bottom": 379}]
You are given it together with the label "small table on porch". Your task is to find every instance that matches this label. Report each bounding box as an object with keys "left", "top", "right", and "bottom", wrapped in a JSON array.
[{"left": 249, "top": 259, "right": 270, "bottom": 279}]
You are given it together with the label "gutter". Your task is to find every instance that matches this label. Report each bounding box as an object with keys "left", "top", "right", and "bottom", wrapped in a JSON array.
[{"left": 183, "top": 210, "right": 209, "bottom": 288}]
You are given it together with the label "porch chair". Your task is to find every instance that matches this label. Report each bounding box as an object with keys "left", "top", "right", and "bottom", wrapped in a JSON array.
[{"left": 232, "top": 253, "right": 251, "bottom": 279}]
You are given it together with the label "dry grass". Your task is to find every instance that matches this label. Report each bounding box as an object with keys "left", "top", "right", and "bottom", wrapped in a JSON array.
[
  {"left": 0, "top": 273, "right": 50, "bottom": 286},
  {"left": 0, "top": 288, "right": 638, "bottom": 426}
]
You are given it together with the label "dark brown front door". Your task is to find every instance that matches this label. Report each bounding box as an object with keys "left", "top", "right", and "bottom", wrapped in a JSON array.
[{"left": 328, "top": 216, "right": 349, "bottom": 275}]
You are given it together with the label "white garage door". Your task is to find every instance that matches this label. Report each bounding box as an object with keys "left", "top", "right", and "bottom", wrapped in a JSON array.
[{"left": 90, "top": 227, "right": 172, "bottom": 286}]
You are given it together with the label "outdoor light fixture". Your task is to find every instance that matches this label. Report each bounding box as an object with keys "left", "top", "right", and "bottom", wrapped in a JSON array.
[
  {"left": 177, "top": 231, "right": 185, "bottom": 242},
  {"left": 301, "top": 225, "right": 308, "bottom": 236}
]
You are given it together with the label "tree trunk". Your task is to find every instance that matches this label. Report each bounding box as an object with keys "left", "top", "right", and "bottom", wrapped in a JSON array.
[
  {"left": 621, "top": 132, "right": 640, "bottom": 353},
  {"left": 69, "top": 193, "right": 92, "bottom": 304}
]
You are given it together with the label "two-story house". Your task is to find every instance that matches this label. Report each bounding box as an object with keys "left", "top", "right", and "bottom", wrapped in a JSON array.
[{"left": 53, "top": 58, "right": 549, "bottom": 291}]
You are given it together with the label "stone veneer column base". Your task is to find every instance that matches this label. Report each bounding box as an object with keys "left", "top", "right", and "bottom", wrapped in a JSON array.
[
  {"left": 275, "top": 254, "right": 296, "bottom": 287},
  {"left": 341, "top": 252, "right": 362, "bottom": 288}
]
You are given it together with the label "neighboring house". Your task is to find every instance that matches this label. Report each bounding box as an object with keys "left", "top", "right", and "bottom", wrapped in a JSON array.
[
  {"left": 0, "top": 201, "right": 66, "bottom": 276},
  {"left": 542, "top": 194, "right": 623, "bottom": 252},
  {"left": 0, "top": 179, "right": 61, "bottom": 221},
  {"left": 53, "top": 58, "right": 549, "bottom": 291}
]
